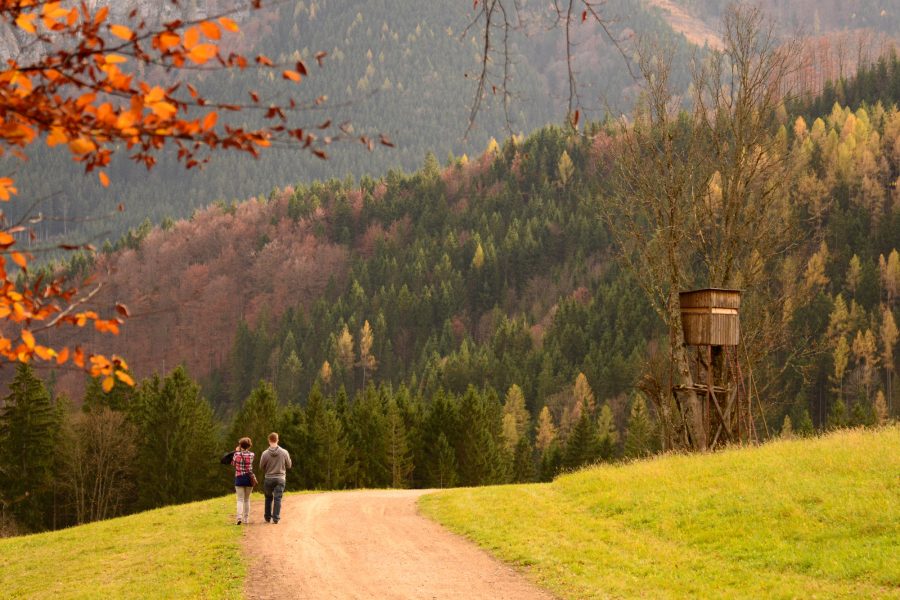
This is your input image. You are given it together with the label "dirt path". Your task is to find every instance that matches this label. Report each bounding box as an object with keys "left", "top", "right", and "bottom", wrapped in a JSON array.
[
  {"left": 646, "top": 0, "right": 724, "bottom": 50},
  {"left": 242, "top": 489, "right": 556, "bottom": 600}
]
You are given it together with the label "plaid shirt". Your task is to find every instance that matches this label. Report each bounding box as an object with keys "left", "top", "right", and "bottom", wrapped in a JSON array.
[{"left": 232, "top": 450, "right": 254, "bottom": 477}]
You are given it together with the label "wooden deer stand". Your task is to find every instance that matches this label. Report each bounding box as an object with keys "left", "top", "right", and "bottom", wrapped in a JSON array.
[{"left": 678, "top": 289, "right": 756, "bottom": 449}]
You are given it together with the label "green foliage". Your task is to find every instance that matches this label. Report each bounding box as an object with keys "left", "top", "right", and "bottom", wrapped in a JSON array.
[
  {"left": 623, "top": 395, "right": 654, "bottom": 459},
  {"left": 130, "top": 367, "right": 220, "bottom": 510},
  {"left": 0, "top": 364, "right": 63, "bottom": 531},
  {"left": 229, "top": 380, "right": 280, "bottom": 476}
]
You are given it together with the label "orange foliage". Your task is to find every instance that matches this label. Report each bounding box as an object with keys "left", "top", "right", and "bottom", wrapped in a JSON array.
[{"left": 0, "top": 1, "right": 383, "bottom": 384}]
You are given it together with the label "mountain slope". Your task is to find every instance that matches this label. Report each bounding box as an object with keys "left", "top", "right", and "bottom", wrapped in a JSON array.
[{"left": 420, "top": 427, "right": 900, "bottom": 599}]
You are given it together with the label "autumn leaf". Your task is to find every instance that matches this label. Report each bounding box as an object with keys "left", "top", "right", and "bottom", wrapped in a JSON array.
[
  {"left": 110, "top": 24, "right": 133, "bottom": 40},
  {"left": 0, "top": 178, "right": 18, "bottom": 201},
  {"left": 102, "top": 376, "right": 115, "bottom": 392},
  {"left": 188, "top": 44, "right": 218, "bottom": 65},
  {"left": 115, "top": 370, "right": 135, "bottom": 386},
  {"left": 219, "top": 17, "right": 239, "bottom": 32},
  {"left": 21, "top": 329, "right": 34, "bottom": 350},
  {"left": 11, "top": 252, "right": 27, "bottom": 269},
  {"left": 282, "top": 70, "right": 302, "bottom": 83},
  {"left": 15, "top": 13, "right": 37, "bottom": 34},
  {"left": 0, "top": 231, "right": 15, "bottom": 248}
]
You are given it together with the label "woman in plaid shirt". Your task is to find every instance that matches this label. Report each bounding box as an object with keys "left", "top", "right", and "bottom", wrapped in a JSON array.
[{"left": 232, "top": 437, "right": 255, "bottom": 525}]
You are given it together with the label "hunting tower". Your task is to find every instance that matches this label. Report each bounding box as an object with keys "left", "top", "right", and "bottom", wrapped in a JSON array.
[{"left": 678, "top": 288, "right": 756, "bottom": 448}]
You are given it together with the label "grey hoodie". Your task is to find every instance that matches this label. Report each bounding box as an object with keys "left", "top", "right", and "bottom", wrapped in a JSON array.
[{"left": 259, "top": 445, "right": 292, "bottom": 480}]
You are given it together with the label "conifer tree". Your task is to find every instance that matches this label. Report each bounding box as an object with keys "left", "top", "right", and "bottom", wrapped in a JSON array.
[
  {"left": 422, "top": 389, "right": 460, "bottom": 488},
  {"left": 873, "top": 390, "right": 888, "bottom": 425},
  {"left": 573, "top": 373, "right": 596, "bottom": 416},
  {"left": 130, "top": 367, "right": 219, "bottom": 509},
  {"left": 83, "top": 375, "right": 133, "bottom": 414},
  {"left": 511, "top": 435, "right": 536, "bottom": 483},
  {"left": 624, "top": 395, "right": 654, "bottom": 459},
  {"left": 230, "top": 380, "right": 280, "bottom": 480},
  {"left": 358, "top": 320, "right": 378, "bottom": 388},
  {"left": 0, "top": 364, "right": 62, "bottom": 531},
  {"left": 336, "top": 325, "right": 355, "bottom": 375},
  {"left": 349, "top": 384, "right": 389, "bottom": 487},
  {"left": 880, "top": 308, "right": 898, "bottom": 411},
  {"left": 431, "top": 432, "right": 458, "bottom": 489},
  {"left": 827, "top": 397, "right": 848, "bottom": 430},
  {"left": 456, "top": 386, "right": 508, "bottom": 485},
  {"left": 563, "top": 400, "right": 599, "bottom": 471},
  {"left": 538, "top": 442, "right": 562, "bottom": 482},
  {"left": 535, "top": 406, "right": 557, "bottom": 452},
  {"left": 501, "top": 384, "right": 530, "bottom": 451},
  {"left": 795, "top": 407, "right": 815, "bottom": 436},
  {"left": 277, "top": 402, "right": 308, "bottom": 491},
  {"left": 596, "top": 403, "right": 619, "bottom": 460},
  {"left": 385, "top": 398, "right": 414, "bottom": 488},
  {"left": 314, "top": 402, "right": 351, "bottom": 490},
  {"left": 780, "top": 415, "right": 794, "bottom": 439},
  {"left": 277, "top": 350, "right": 303, "bottom": 405}
]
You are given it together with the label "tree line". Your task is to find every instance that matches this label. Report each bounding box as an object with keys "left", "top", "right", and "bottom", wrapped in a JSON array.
[{"left": 0, "top": 360, "right": 661, "bottom": 535}]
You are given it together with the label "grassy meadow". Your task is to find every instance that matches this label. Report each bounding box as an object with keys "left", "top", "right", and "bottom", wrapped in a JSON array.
[
  {"left": 0, "top": 496, "right": 244, "bottom": 599},
  {"left": 420, "top": 427, "right": 900, "bottom": 599}
]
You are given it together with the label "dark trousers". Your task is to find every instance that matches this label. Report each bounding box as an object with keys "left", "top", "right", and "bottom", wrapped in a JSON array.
[{"left": 264, "top": 478, "right": 286, "bottom": 522}]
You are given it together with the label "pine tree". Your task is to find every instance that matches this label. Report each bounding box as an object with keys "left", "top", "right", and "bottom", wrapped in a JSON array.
[
  {"left": 431, "top": 432, "right": 458, "bottom": 488},
  {"left": 573, "top": 373, "right": 597, "bottom": 417},
  {"left": 82, "top": 375, "right": 133, "bottom": 414},
  {"left": 624, "top": 395, "right": 653, "bottom": 459},
  {"left": 538, "top": 443, "right": 562, "bottom": 482},
  {"left": 780, "top": 414, "right": 794, "bottom": 439},
  {"left": 501, "top": 384, "right": 529, "bottom": 452},
  {"left": 348, "top": 384, "right": 389, "bottom": 487},
  {"left": 795, "top": 407, "right": 815, "bottom": 436},
  {"left": 873, "top": 390, "right": 888, "bottom": 425},
  {"left": 277, "top": 350, "right": 303, "bottom": 405},
  {"left": 277, "top": 402, "right": 308, "bottom": 490},
  {"left": 511, "top": 435, "right": 535, "bottom": 483},
  {"left": 229, "top": 380, "right": 280, "bottom": 481},
  {"left": 385, "top": 398, "right": 414, "bottom": 488},
  {"left": 314, "top": 402, "right": 351, "bottom": 490},
  {"left": 827, "top": 397, "right": 848, "bottom": 430},
  {"left": 0, "top": 364, "right": 63, "bottom": 531},
  {"left": 456, "top": 386, "right": 508, "bottom": 485},
  {"left": 130, "top": 367, "right": 219, "bottom": 509},
  {"left": 562, "top": 400, "right": 599, "bottom": 471},
  {"left": 358, "top": 320, "right": 378, "bottom": 387},
  {"left": 535, "top": 406, "right": 557, "bottom": 452},
  {"left": 596, "top": 403, "right": 619, "bottom": 460},
  {"left": 794, "top": 406, "right": 816, "bottom": 437}
]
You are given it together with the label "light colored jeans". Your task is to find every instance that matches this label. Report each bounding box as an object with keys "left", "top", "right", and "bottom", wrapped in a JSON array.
[{"left": 235, "top": 486, "right": 252, "bottom": 522}]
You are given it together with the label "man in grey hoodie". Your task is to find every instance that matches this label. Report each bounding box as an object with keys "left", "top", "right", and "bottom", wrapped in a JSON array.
[{"left": 259, "top": 432, "right": 292, "bottom": 524}]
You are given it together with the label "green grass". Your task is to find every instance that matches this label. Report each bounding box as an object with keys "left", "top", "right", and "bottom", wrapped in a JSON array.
[
  {"left": 420, "top": 427, "right": 900, "bottom": 599},
  {"left": 0, "top": 496, "right": 245, "bottom": 599}
]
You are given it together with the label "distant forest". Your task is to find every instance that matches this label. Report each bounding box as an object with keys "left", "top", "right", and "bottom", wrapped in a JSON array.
[{"left": 3, "top": 51, "right": 899, "bottom": 534}]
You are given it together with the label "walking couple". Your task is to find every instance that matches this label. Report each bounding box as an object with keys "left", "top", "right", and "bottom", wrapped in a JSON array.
[{"left": 231, "top": 432, "right": 292, "bottom": 525}]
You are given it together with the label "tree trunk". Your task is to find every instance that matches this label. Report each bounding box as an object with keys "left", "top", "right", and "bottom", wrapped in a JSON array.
[{"left": 669, "top": 291, "right": 707, "bottom": 451}]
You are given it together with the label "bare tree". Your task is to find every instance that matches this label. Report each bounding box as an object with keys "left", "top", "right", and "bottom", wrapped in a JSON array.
[
  {"left": 609, "top": 5, "right": 803, "bottom": 450},
  {"left": 467, "top": 0, "right": 631, "bottom": 133},
  {"left": 61, "top": 409, "right": 137, "bottom": 525}
]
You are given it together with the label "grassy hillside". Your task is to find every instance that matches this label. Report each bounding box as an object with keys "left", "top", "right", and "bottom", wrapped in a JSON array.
[
  {"left": 420, "top": 427, "right": 900, "bottom": 599},
  {"left": 0, "top": 496, "right": 244, "bottom": 599}
]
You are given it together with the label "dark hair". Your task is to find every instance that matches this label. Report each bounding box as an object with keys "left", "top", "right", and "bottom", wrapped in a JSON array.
[{"left": 238, "top": 437, "right": 252, "bottom": 449}]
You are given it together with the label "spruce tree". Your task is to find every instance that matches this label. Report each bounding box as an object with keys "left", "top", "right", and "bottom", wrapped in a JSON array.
[
  {"left": 596, "top": 403, "right": 619, "bottom": 460},
  {"left": 348, "top": 384, "right": 389, "bottom": 487},
  {"left": 456, "top": 386, "right": 508, "bottom": 485},
  {"left": 385, "top": 398, "right": 414, "bottom": 488},
  {"left": 277, "top": 402, "right": 308, "bottom": 490},
  {"left": 313, "top": 402, "right": 351, "bottom": 490},
  {"left": 624, "top": 395, "right": 654, "bottom": 459},
  {"left": 780, "top": 415, "right": 794, "bottom": 439},
  {"left": 130, "top": 367, "right": 220, "bottom": 509},
  {"left": 0, "top": 364, "right": 62, "bottom": 531},
  {"left": 431, "top": 432, "right": 458, "bottom": 488},
  {"left": 563, "top": 400, "right": 599, "bottom": 471},
  {"left": 422, "top": 389, "right": 459, "bottom": 488},
  {"left": 827, "top": 397, "right": 848, "bottom": 430},
  {"left": 229, "top": 379, "right": 280, "bottom": 479},
  {"left": 511, "top": 435, "right": 536, "bottom": 483},
  {"left": 795, "top": 407, "right": 815, "bottom": 436}
]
